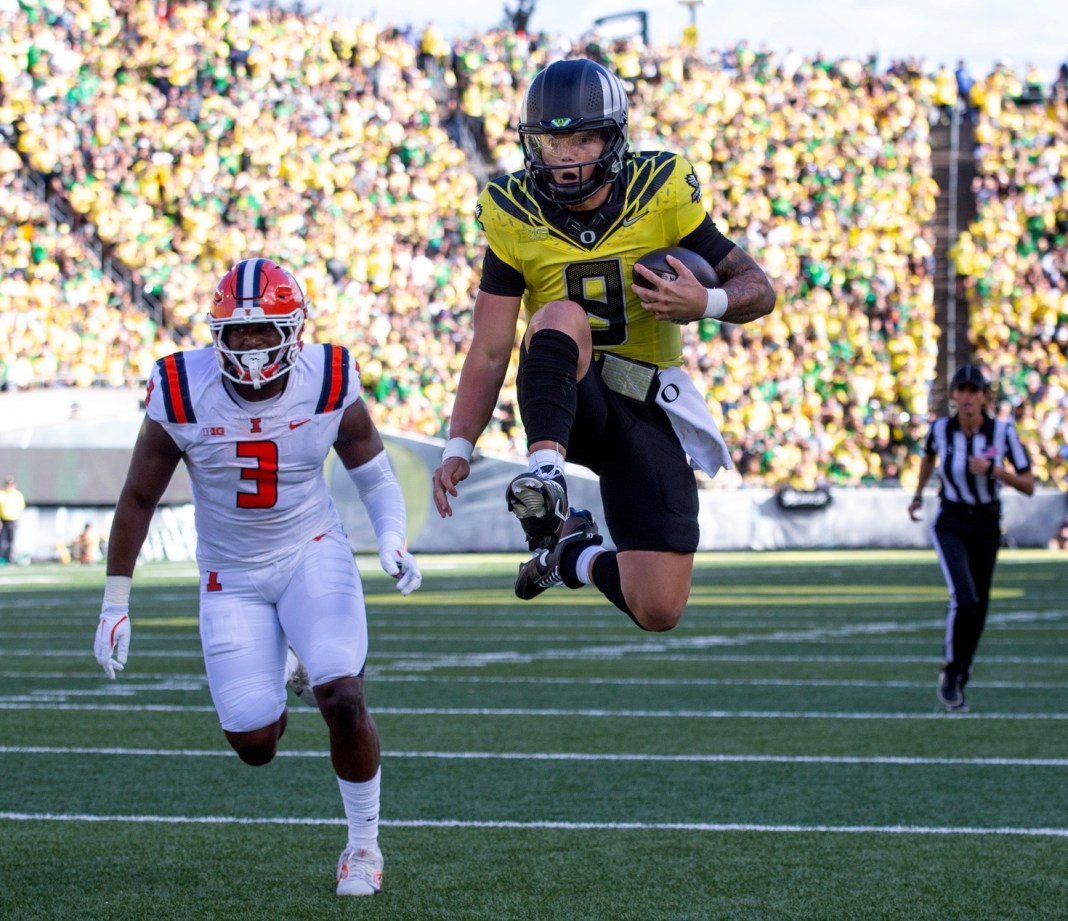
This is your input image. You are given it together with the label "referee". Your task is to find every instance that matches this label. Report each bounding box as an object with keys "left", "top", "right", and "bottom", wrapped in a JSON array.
[{"left": 908, "top": 365, "right": 1035, "bottom": 711}]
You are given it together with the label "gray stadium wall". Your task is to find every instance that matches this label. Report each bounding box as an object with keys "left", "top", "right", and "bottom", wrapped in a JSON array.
[
  {"left": 2, "top": 434, "right": 1064, "bottom": 563},
  {"left": 0, "top": 388, "right": 1063, "bottom": 562}
]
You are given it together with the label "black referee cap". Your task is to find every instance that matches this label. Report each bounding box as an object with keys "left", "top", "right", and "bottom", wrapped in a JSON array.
[{"left": 950, "top": 364, "right": 988, "bottom": 390}]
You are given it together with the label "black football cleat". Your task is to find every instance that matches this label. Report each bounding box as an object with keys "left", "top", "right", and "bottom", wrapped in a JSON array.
[
  {"left": 937, "top": 668, "right": 967, "bottom": 711},
  {"left": 514, "top": 508, "right": 603, "bottom": 600},
  {"left": 505, "top": 469, "right": 569, "bottom": 551}
]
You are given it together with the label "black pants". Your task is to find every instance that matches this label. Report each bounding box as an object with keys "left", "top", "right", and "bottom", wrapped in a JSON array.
[
  {"left": 0, "top": 519, "right": 15, "bottom": 561},
  {"left": 932, "top": 507, "right": 1001, "bottom": 683},
  {"left": 517, "top": 342, "right": 699, "bottom": 554}
]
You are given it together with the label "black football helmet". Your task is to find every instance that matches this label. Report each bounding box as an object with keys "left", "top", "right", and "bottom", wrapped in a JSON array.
[{"left": 518, "top": 58, "right": 629, "bottom": 205}]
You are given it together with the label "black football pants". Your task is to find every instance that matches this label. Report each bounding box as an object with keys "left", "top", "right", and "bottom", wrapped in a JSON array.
[{"left": 932, "top": 524, "right": 1000, "bottom": 682}]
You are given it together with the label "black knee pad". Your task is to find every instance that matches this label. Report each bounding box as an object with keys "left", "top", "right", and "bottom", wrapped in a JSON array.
[{"left": 517, "top": 329, "right": 579, "bottom": 447}]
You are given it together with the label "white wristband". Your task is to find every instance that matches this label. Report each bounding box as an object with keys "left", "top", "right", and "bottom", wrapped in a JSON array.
[
  {"left": 104, "top": 575, "right": 132, "bottom": 605},
  {"left": 703, "top": 287, "right": 728, "bottom": 320},
  {"left": 442, "top": 437, "right": 473, "bottom": 463}
]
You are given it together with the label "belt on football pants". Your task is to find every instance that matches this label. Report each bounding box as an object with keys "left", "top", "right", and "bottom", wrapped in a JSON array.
[{"left": 598, "top": 352, "right": 660, "bottom": 404}]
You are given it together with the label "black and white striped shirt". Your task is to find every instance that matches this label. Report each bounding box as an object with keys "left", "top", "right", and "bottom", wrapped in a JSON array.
[{"left": 923, "top": 415, "right": 1032, "bottom": 506}]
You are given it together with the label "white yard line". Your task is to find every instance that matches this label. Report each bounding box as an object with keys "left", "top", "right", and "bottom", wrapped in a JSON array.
[
  {"left": 1, "top": 700, "right": 1067, "bottom": 719},
  {"left": 4, "top": 671, "right": 1066, "bottom": 689},
  {"left": 1, "top": 811, "right": 1065, "bottom": 837},
  {"left": 4, "top": 745, "right": 1068, "bottom": 767}
]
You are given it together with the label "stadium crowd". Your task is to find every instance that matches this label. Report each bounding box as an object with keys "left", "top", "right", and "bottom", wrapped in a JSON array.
[
  {"left": 953, "top": 69, "right": 1068, "bottom": 487},
  {"left": 0, "top": 0, "right": 1064, "bottom": 490}
]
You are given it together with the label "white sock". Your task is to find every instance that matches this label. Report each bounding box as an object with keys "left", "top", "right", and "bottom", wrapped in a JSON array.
[
  {"left": 575, "top": 545, "right": 603, "bottom": 584},
  {"left": 337, "top": 767, "right": 380, "bottom": 849},
  {"left": 529, "top": 448, "right": 565, "bottom": 479}
]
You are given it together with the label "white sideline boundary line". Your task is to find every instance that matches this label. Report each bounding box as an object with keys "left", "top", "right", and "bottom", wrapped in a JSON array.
[
  {"left": 4, "top": 745, "right": 1068, "bottom": 767},
  {"left": 2, "top": 811, "right": 1065, "bottom": 838}
]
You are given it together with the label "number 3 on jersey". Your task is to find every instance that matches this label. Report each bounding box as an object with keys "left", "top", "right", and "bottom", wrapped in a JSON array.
[{"left": 236, "top": 441, "right": 279, "bottom": 508}]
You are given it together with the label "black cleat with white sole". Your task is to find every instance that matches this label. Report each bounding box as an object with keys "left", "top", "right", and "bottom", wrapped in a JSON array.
[{"left": 514, "top": 508, "right": 603, "bottom": 600}]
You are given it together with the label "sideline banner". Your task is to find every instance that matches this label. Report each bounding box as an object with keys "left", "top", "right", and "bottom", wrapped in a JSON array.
[{"left": 775, "top": 486, "right": 833, "bottom": 512}]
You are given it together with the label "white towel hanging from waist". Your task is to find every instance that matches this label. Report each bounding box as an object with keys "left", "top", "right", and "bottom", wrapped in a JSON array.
[{"left": 654, "top": 366, "right": 733, "bottom": 478}]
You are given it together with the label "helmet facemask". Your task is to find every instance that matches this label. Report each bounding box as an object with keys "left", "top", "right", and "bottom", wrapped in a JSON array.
[
  {"left": 211, "top": 312, "right": 305, "bottom": 390},
  {"left": 520, "top": 124, "right": 628, "bottom": 205}
]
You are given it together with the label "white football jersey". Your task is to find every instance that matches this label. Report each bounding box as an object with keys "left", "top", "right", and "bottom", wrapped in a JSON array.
[{"left": 145, "top": 344, "right": 361, "bottom": 570}]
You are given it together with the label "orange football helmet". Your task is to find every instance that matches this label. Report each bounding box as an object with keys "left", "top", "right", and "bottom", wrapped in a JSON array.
[{"left": 209, "top": 258, "right": 307, "bottom": 389}]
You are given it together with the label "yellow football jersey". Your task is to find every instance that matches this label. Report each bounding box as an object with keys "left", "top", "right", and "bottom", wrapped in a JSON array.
[{"left": 476, "top": 151, "right": 709, "bottom": 368}]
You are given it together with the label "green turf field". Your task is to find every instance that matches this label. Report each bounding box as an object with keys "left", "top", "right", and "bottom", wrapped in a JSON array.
[{"left": 2, "top": 550, "right": 1067, "bottom": 920}]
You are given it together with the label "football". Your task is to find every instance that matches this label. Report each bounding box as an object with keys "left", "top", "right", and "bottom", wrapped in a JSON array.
[{"left": 633, "top": 247, "right": 720, "bottom": 289}]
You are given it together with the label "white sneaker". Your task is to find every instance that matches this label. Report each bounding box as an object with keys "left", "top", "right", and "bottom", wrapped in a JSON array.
[
  {"left": 336, "top": 844, "right": 383, "bottom": 896},
  {"left": 285, "top": 648, "right": 317, "bottom": 707}
]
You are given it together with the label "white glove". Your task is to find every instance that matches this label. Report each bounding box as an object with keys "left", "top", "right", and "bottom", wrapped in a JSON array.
[
  {"left": 378, "top": 547, "right": 422, "bottom": 596},
  {"left": 95, "top": 602, "right": 131, "bottom": 679}
]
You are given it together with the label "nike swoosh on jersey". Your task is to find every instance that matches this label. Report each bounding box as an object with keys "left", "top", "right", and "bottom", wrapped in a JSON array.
[
  {"left": 622, "top": 211, "right": 649, "bottom": 227},
  {"left": 289, "top": 419, "right": 311, "bottom": 429}
]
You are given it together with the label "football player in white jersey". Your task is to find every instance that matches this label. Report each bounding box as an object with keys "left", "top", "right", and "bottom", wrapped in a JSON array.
[{"left": 93, "top": 258, "right": 421, "bottom": 897}]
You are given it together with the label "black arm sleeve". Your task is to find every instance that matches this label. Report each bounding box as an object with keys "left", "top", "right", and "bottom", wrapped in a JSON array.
[
  {"left": 478, "top": 247, "right": 527, "bottom": 297},
  {"left": 679, "top": 215, "right": 736, "bottom": 270}
]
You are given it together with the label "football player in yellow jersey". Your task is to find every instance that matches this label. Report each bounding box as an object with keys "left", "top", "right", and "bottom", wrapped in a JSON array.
[{"left": 432, "top": 58, "right": 775, "bottom": 630}]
